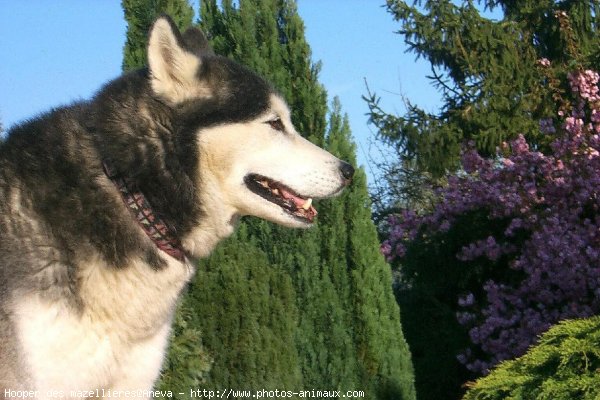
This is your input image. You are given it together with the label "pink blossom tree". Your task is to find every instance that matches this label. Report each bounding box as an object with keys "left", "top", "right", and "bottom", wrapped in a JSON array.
[{"left": 383, "top": 67, "right": 600, "bottom": 374}]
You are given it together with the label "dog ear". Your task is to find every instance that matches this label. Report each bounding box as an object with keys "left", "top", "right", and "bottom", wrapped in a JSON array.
[
  {"left": 182, "top": 27, "right": 215, "bottom": 57},
  {"left": 147, "top": 15, "right": 203, "bottom": 103}
]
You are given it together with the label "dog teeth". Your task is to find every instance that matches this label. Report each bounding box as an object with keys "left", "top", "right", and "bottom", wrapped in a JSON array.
[
  {"left": 272, "top": 188, "right": 280, "bottom": 196},
  {"left": 301, "top": 198, "right": 313, "bottom": 210}
]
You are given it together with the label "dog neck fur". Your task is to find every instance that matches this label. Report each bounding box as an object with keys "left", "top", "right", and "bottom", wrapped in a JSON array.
[{"left": 181, "top": 198, "right": 238, "bottom": 259}]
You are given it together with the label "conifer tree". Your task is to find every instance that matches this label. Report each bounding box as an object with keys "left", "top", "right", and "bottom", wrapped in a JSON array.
[
  {"left": 122, "top": 1, "right": 415, "bottom": 398},
  {"left": 122, "top": 0, "right": 194, "bottom": 71},
  {"left": 464, "top": 317, "right": 600, "bottom": 400},
  {"left": 327, "top": 99, "right": 415, "bottom": 398},
  {"left": 197, "top": 2, "right": 414, "bottom": 398},
  {"left": 367, "top": 0, "right": 600, "bottom": 176}
]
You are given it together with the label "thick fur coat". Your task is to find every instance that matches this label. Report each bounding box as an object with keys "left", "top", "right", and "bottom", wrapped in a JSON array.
[{"left": 0, "top": 16, "right": 352, "bottom": 394}]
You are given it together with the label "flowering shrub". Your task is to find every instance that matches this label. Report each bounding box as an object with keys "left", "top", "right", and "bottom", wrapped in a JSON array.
[{"left": 382, "top": 68, "right": 600, "bottom": 374}]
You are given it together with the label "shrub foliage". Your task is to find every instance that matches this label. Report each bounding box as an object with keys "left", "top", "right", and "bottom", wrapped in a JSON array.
[{"left": 463, "top": 316, "right": 600, "bottom": 400}]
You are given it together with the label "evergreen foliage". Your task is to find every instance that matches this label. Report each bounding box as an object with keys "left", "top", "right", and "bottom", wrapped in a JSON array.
[
  {"left": 122, "top": 1, "right": 415, "bottom": 398},
  {"left": 156, "top": 301, "right": 213, "bottom": 390},
  {"left": 122, "top": 0, "right": 194, "bottom": 71},
  {"left": 367, "top": 0, "right": 600, "bottom": 176},
  {"left": 179, "top": 226, "right": 303, "bottom": 390},
  {"left": 463, "top": 316, "right": 600, "bottom": 400},
  {"left": 326, "top": 99, "right": 415, "bottom": 398}
]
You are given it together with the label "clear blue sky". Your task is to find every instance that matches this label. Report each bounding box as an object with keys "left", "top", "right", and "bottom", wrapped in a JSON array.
[{"left": 0, "top": 1, "right": 441, "bottom": 175}]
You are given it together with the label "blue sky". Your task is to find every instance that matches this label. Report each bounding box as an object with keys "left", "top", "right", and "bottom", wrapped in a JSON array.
[{"left": 0, "top": 1, "right": 441, "bottom": 174}]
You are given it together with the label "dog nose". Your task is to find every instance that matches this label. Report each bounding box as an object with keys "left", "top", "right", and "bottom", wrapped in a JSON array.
[{"left": 339, "top": 161, "right": 355, "bottom": 182}]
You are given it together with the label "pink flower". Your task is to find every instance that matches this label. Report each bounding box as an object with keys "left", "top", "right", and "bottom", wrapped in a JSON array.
[
  {"left": 511, "top": 134, "right": 529, "bottom": 154},
  {"left": 537, "top": 58, "right": 551, "bottom": 67},
  {"left": 564, "top": 116, "right": 584, "bottom": 135},
  {"left": 502, "top": 159, "right": 515, "bottom": 168}
]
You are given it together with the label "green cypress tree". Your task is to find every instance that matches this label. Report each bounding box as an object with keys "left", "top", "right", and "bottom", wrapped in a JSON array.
[
  {"left": 122, "top": 1, "right": 415, "bottom": 397},
  {"left": 122, "top": 0, "right": 194, "bottom": 71},
  {"left": 196, "top": 1, "right": 316, "bottom": 389},
  {"left": 326, "top": 99, "right": 415, "bottom": 398},
  {"left": 197, "top": 2, "right": 414, "bottom": 397},
  {"left": 180, "top": 224, "right": 303, "bottom": 390}
]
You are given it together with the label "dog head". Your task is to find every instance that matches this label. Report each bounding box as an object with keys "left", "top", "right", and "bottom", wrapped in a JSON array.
[{"left": 146, "top": 16, "right": 354, "bottom": 255}]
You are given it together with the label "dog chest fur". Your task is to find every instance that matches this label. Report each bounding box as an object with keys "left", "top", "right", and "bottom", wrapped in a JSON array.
[{"left": 14, "top": 256, "right": 192, "bottom": 392}]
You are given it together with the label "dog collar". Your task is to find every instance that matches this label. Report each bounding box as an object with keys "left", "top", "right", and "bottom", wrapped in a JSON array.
[{"left": 102, "top": 160, "right": 186, "bottom": 262}]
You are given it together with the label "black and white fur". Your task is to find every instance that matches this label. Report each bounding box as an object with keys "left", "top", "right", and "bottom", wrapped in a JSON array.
[{"left": 0, "top": 16, "right": 353, "bottom": 394}]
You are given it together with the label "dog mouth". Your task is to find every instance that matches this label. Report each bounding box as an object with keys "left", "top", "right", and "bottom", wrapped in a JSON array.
[{"left": 244, "top": 174, "right": 318, "bottom": 223}]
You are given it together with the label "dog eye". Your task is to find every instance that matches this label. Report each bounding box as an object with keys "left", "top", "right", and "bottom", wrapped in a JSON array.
[{"left": 267, "top": 118, "right": 285, "bottom": 132}]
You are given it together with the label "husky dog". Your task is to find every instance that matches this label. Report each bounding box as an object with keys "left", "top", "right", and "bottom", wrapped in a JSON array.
[{"left": 0, "top": 16, "right": 353, "bottom": 394}]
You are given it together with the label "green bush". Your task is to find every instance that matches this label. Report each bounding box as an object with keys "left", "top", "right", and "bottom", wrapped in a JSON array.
[
  {"left": 123, "top": 1, "right": 416, "bottom": 398},
  {"left": 463, "top": 316, "right": 600, "bottom": 400}
]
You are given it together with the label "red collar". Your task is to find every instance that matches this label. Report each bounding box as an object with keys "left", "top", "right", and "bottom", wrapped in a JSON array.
[{"left": 102, "top": 160, "right": 186, "bottom": 262}]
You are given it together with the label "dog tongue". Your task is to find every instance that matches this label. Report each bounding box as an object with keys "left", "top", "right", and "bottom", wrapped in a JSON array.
[{"left": 280, "top": 188, "right": 317, "bottom": 216}]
